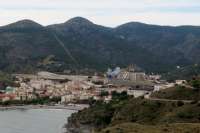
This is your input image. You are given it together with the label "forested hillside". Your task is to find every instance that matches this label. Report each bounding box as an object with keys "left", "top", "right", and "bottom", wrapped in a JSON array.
[{"left": 0, "top": 17, "right": 200, "bottom": 74}]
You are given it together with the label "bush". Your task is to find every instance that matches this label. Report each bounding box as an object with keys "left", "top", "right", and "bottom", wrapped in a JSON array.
[
  {"left": 105, "top": 130, "right": 110, "bottom": 133},
  {"left": 177, "top": 112, "right": 194, "bottom": 119},
  {"left": 171, "top": 102, "right": 176, "bottom": 107},
  {"left": 190, "top": 100, "right": 198, "bottom": 104},
  {"left": 0, "top": 96, "right": 61, "bottom": 106},
  {"left": 190, "top": 79, "right": 200, "bottom": 89},
  {"left": 156, "top": 101, "right": 162, "bottom": 107},
  {"left": 111, "top": 91, "right": 128, "bottom": 101},
  {"left": 177, "top": 101, "right": 184, "bottom": 107},
  {"left": 100, "top": 91, "right": 109, "bottom": 97}
]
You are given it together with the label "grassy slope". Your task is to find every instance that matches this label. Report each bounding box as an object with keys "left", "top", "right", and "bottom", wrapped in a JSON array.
[
  {"left": 151, "top": 85, "right": 200, "bottom": 100},
  {"left": 99, "top": 123, "right": 200, "bottom": 133},
  {"left": 67, "top": 97, "right": 200, "bottom": 133}
]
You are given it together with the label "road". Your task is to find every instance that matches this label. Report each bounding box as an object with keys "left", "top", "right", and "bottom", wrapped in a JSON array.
[{"left": 144, "top": 94, "right": 193, "bottom": 103}]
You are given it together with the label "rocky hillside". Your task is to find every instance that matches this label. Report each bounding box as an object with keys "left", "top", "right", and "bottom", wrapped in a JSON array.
[
  {"left": 66, "top": 96, "right": 200, "bottom": 133},
  {"left": 0, "top": 17, "right": 200, "bottom": 73}
]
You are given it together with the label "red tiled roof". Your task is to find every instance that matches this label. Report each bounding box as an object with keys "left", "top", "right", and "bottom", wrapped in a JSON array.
[{"left": 0, "top": 94, "right": 16, "bottom": 99}]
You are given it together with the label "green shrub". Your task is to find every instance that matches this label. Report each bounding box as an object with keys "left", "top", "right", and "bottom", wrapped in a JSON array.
[
  {"left": 177, "top": 112, "right": 194, "bottom": 119},
  {"left": 190, "top": 100, "right": 198, "bottom": 104},
  {"left": 177, "top": 101, "right": 184, "bottom": 107}
]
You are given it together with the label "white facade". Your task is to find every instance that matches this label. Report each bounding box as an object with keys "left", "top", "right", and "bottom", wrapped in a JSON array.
[
  {"left": 127, "top": 89, "right": 149, "bottom": 98},
  {"left": 154, "top": 83, "right": 175, "bottom": 92},
  {"left": 61, "top": 95, "right": 76, "bottom": 103},
  {"left": 175, "top": 80, "right": 186, "bottom": 85}
]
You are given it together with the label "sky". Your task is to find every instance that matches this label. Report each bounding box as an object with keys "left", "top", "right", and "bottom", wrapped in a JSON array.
[{"left": 0, "top": 0, "right": 200, "bottom": 27}]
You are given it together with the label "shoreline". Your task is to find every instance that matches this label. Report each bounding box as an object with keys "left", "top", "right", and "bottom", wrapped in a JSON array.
[{"left": 0, "top": 104, "right": 89, "bottom": 111}]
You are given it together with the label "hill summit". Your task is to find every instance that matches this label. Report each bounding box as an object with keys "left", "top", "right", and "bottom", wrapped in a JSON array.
[{"left": 2, "top": 19, "right": 43, "bottom": 29}]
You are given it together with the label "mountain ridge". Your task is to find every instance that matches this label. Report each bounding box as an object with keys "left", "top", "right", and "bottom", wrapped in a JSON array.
[
  {"left": 2, "top": 17, "right": 200, "bottom": 29},
  {"left": 0, "top": 19, "right": 43, "bottom": 29},
  {"left": 0, "top": 17, "right": 199, "bottom": 74}
]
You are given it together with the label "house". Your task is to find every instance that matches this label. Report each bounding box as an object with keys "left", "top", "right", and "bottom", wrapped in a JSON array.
[
  {"left": 175, "top": 80, "right": 186, "bottom": 85},
  {"left": 5, "top": 86, "right": 15, "bottom": 94},
  {"left": 0, "top": 94, "right": 16, "bottom": 102},
  {"left": 61, "top": 94, "right": 76, "bottom": 103},
  {"left": 127, "top": 85, "right": 154, "bottom": 98},
  {"left": 154, "top": 83, "right": 175, "bottom": 91}
]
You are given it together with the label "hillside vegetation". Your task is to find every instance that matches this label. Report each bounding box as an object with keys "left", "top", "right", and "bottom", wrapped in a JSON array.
[
  {"left": 151, "top": 78, "right": 200, "bottom": 100},
  {"left": 66, "top": 94, "right": 200, "bottom": 133},
  {"left": 163, "top": 64, "right": 200, "bottom": 81},
  {"left": 0, "top": 72, "right": 15, "bottom": 88},
  {"left": 151, "top": 86, "right": 200, "bottom": 101},
  {"left": 99, "top": 123, "right": 200, "bottom": 133},
  {"left": 1, "top": 17, "right": 200, "bottom": 74}
]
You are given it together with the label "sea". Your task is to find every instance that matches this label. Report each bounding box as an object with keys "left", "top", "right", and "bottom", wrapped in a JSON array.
[{"left": 0, "top": 108, "right": 75, "bottom": 133}]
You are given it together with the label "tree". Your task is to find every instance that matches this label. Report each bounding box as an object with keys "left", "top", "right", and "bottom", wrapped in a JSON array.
[
  {"left": 111, "top": 91, "right": 128, "bottom": 100},
  {"left": 100, "top": 91, "right": 109, "bottom": 97},
  {"left": 191, "top": 79, "right": 200, "bottom": 89}
]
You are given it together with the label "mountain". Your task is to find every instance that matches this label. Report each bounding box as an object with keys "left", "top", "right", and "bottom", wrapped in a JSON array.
[
  {"left": 1, "top": 19, "right": 43, "bottom": 29},
  {"left": 0, "top": 17, "right": 200, "bottom": 74},
  {"left": 0, "top": 20, "right": 68, "bottom": 72},
  {"left": 163, "top": 64, "right": 200, "bottom": 81},
  {"left": 115, "top": 23, "right": 200, "bottom": 66}
]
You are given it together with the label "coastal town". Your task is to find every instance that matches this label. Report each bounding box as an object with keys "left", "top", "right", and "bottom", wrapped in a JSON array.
[
  {"left": 1, "top": 0, "right": 200, "bottom": 132},
  {"left": 0, "top": 66, "right": 184, "bottom": 105}
]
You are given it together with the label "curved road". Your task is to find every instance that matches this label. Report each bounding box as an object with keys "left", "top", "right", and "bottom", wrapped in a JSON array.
[{"left": 144, "top": 94, "right": 193, "bottom": 103}]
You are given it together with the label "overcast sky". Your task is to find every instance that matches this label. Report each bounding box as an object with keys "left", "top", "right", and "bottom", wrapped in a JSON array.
[{"left": 0, "top": 0, "right": 200, "bottom": 27}]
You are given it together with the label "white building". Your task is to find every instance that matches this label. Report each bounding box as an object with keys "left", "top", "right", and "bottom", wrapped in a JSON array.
[
  {"left": 154, "top": 83, "right": 175, "bottom": 92},
  {"left": 61, "top": 95, "right": 76, "bottom": 103}
]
